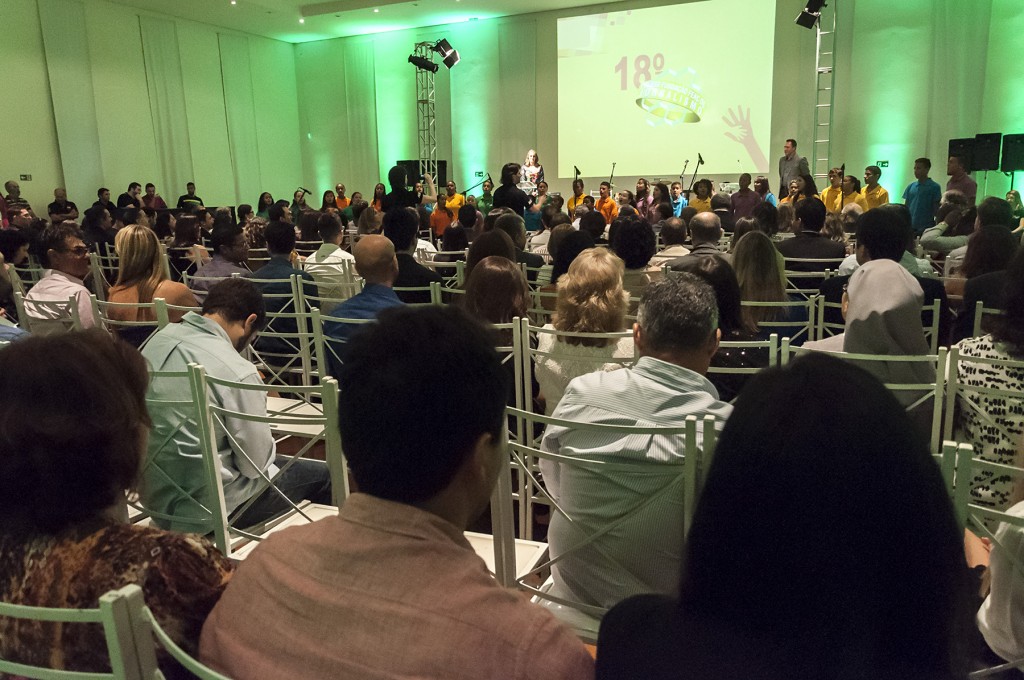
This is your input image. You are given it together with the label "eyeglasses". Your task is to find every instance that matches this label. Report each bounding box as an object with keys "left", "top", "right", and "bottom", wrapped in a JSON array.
[{"left": 60, "top": 246, "right": 90, "bottom": 256}]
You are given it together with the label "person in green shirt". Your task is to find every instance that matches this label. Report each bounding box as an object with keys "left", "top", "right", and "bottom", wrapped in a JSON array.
[{"left": 476, "top": 178, "right": 494, "bottom": 216}]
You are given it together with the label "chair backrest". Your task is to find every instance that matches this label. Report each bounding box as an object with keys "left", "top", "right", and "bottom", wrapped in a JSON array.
[
  {"left": 302, "top": 258, "right": 362, "bottom": 306},
  {"left": 13, "top": 263, "right": 47, "bottom": 293},
  {"left": 418, "top": 258, "right": 465, "bottom": 288},
  {"left": 115, "top": 584, "right": 229, "bottom": 680},
  {"left": 708, "top": 333, "right": 781, "bottom": 402},
  {"left": 139, "top": 365, "right": 346, "bottom": 557},
  {"left": 90, "top": 294, "right": 162, "bottom": 349},
  {"left": 785, "top": 342, "right": 947, "bottom": 454},
  {"left": 973, "top": 299, "right": 1005, "bottom": 339},
  {"left": 742, "top": 297, "right": 816, "bottom": 345},
  {"left": 310, "top": 307, "right": 375, "bottom": 381},
  {"left": 89, "top": 251, "right": 120, "bottom": 302},
  {"left": 495, "top": 407, "right": 716, "bottom": 632},
  {"left": 783, "top": 267, "right": 836, "bottom": 298},
  {"left": 246, "top": 274, "right": 316, "bottom": 385},
  {"left": 528, "top": 287, "right": 558, "bottom": 325},
  {"left": 0, "top": 586, "right": 141, "bottom": 679},
  {"left": 246, "top": 248, "right": 271, "bottom": 272},
  {"left": 152, "top": 298, "right": 202, "bottom": 329},
  {"left": 15, "top": 291, "right": 83, "bottom": 335},
  {"left": 392, "top": 280, "right": 443, "bottom": 306},
  {"left": 520, "top": 262, "right": 553, "bottom": 288},
  {"left": 190, "top": 364, "right": 348, "bottom": 553}
]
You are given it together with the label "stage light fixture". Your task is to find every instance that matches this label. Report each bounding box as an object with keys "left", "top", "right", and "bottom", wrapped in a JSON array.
[
  {"left": 795, "top": 0, "right": 826, "bottom": 29},
  {"left": 432, "top": 39, "right": 460, "bottom": 69},
  {"left": 408, "top": 54, "right": 439, "bottom": 73}
]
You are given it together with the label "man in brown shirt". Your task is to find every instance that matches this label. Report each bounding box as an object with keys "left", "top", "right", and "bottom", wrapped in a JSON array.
[{"left": 200, "top": 305, "right": 594, "bottom": 680}]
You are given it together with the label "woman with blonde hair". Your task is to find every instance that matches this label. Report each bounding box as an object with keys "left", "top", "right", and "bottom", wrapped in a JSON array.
[
  {"left": 522, "top": 148, "right": 545, "bottom": 185},
  {"left": 732, "top": 230, "right": 787, "bottom": 334},
  {"left": 107, "top": 225, "right": 198, "bottom": 345},
  {"left": 535, "top": 248, "right": 635, "bottom": 413}
]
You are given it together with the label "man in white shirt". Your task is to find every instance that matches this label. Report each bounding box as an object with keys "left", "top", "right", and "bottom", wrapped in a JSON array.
[
  {"left": 23, "top": 222, "right": 97, "bottom": 331},
  {"left": 541, "top": 275, "right": 732, "bottom": 608},
  {"left": 650, "top": 217, "right": 691, "bottom": 267}
]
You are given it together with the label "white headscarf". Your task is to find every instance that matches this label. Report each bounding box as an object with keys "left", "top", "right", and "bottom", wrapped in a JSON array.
[{"left": 843, "top": 258, "right": 934, "bottom": 387}]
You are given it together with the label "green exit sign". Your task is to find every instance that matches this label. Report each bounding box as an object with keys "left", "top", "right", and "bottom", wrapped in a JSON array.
[{"left": 876, "top": 161, "right": 889, "bottom": 168}]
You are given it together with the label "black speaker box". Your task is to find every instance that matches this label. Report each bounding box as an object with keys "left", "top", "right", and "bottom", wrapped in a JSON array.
[
  {"left": 973, "top": 133, "right": 1002, "bottom": 172},
  {"left": 396, "top": 159, "right": 447, "bottom": 189},
  {"left": 948, "top": 138, "right": 975, "bottom": 171},
  {"left": 1002, "top": 134, "right": 1024, "bottom": 173}
]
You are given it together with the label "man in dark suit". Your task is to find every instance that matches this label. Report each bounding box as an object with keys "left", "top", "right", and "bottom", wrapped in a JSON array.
[
  {"left": 819, "top": 207, "right": 950, "bottom": 344},
  {"left": 383, "top": 206, "right": 442, "bottom": 304},
  {"left": 778, "top": 197, "right": 847, "bottom": 292},
  {"left": 710, "top": 193, "right": 736, "bottom": 234},
  {"left": 494, "top": 212, "right": 544, "bottom": 283}
]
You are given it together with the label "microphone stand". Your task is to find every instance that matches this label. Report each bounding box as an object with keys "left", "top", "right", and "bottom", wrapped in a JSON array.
[
  {"left": 608, "top": 162, "right": 617, "bottom": 188},
  {"left": 687, "top": 156, "right": 704, "bottom": 193},
  {"left": 464, "top": 174, "right": 489, "bottom": 195}
]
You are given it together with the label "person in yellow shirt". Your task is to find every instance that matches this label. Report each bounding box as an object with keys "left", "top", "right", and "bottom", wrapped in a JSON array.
[
  {"left": 443, "top": 180, "right": 465, "bottom": 213},
  {"left": 566, "top": 179, "right": 586, "bottom": 214},
  {"left": 596, "top": 181, "right": 619, "bottom": 224},
  {"left": 688, "top": 179, "right": 713, "bottom": 213},
  {"left": 861, "top": 165, "right": 890, "bottom": 210},
  {"left": 840, "top": 175, "right": 869, "bottom": 212},
  {"left": 819, "top": 168, "right": 843, "bottom": 214}
]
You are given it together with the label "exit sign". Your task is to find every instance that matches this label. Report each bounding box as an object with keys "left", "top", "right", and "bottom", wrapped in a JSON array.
[{"left": 876, "top": 161, "right": 889, "bottom": 168}]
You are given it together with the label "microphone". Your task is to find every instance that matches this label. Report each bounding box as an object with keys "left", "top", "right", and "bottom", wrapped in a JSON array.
[
  {"left": 698, "top": 153, "right": 704, "bottom": 165},
  {"left": 574, "top": 165, "right": 581, "bottom": 175},
  {"left": 299, "top": 187, "right": 311, "bottom": 196}
]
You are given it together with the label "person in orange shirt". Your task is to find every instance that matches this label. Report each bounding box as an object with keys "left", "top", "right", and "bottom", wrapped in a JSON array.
[
  {"left": 596, "top": 181, "right": 619, "bottom": 224},
  {"left": 861, "top": 166, "right": 890, "bottom": 210},
  {"left": 334, "top": 183, "right": 350, "bottom": 211},
  {"left": 430, "top": 203, "right": 455, "bottom": 239}
]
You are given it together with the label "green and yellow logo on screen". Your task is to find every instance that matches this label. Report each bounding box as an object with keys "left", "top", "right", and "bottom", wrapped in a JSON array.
[{"left": 636, "top": 68, "right": 705, "bottom": 126}]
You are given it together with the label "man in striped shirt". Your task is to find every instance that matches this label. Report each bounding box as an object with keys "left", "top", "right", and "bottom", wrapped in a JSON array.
[{"left": 540, "top": 275, "right": 733, "bottom": 610}]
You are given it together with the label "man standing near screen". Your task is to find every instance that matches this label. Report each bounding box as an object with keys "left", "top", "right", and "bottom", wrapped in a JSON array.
[{"left": 778, "top": 139, "right": 810, "bottom": 196}]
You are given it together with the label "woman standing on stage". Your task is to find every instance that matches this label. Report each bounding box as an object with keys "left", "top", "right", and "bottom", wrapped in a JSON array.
[{"left": 522, "top": 149, "right": 545, "bottom": 185}]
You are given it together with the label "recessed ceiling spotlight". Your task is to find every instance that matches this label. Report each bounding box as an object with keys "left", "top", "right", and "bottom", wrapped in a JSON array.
[
  {"left": 230, "top": 0, "right": 236, "bottom": 4},
  {"left": 299, "top": 17, "right": 305, "bottom": 23},
  {"left": 374, "top": 8, "right": 379, "bottom": 12}
]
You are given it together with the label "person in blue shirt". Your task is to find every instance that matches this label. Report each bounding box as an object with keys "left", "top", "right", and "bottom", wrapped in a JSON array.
[
  {"left": 902, "top": 157, "right": 942, "bottom": 234},
  {"left": 250, "top": 220, "right": 317, "bottom": 358},
  {"left": 322, "top": 234, "right": 404, "bottom": 378},
  {"left": 670, "top": 181, "right": 689, "bottom": 217}
]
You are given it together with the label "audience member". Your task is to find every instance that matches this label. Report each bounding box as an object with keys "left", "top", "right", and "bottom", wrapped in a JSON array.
[
  {"left": 47, "top": 188, "right": 78, "bottom": 223},
  {"left": 596, "top": 353, "right": 970, "bottom": 680},
  {"left": 383, "top": 206, "right": 442, "bottom": 303},
  {"left": 578, "top": 209, "right": 608, "bottom": 245},
  {"left": 541, "top": 275, "right": 731, "bottom": 608},
  {"left": 81, "top": 204, "right": 116, "bottom": 252},
  {"left": 107, "top": 225, "right": 197, "bottom": 344},
  {"left": 673, "top": 255, "right": 765, "bottom": 402},
  {"left": 953, "top": 247, "right": 1024, "bottom": 511},
  {"left": 730, "top": 173, "right": 761, "bottom": 219},
  {"left": 495, "top": 212, "right": 544, "bottom": 283},
  {"left": 535, "top": 248, "right": 633, "bottom": 414},
  {"left": 142, "top": 278, "right": 331, "bottom": 530},
  {"left": 820, "top": 207, "right": 950, "bottom": 346},
  {"left": 921, "top": 203, "right": 971, "bottom": 255},
  {"left": 668, "top": 212, "right": 724, "bottom": 270},
  {"left": 611, "top": 217, "right": 660, "bottom": 298},
  {"left": 465, "top": 229, "right": 516, "bottom": 282},
  {"left": 776, "top": 197, "right": 846, "bottom": 280},
  {"left": 302, "top": 211, "right": 354, "bottom": 299},
  {"left": 321, "top": 234, "right": 403, "bottom": 377},
  {"left": 191, "top": 222, "right": 250, "bottom": 297},
  {"left": 946, "top": 221, "right": 1018, "bottom": 299},
  {"left": 142, "top": 182, "right": 168, "bottom": 210},
  {"left": 200, "top": 305, "right": 593, "bottom": 679},
  {"left": 710, "top": 193, "right": 736, "bottom": 233},
  {"left": 176, "top": 182, "right": 204, "bottom": 211},
  {"left": 732, "top": 231, "right": 787, "bottom": 335},
  {"left": 168, "top": 215, "right": 209, "bottom": 281},
  {"left": 24, "top": 222, "right": 97, "bottom": 330},
  {"left": 649, "top": 217, "right": 690, "bottom": 267},
  {"left": 0, "top": 331, "right": 233, "bottom": 675},
  {"left": 250, "top": 219, "right": 318, "bottom": 357},
  {"left": 549, "top": 230, "right": 595, "bottom": 287},
  {"left": 117, "top": 182, "right": 142, "bottom": 209},
  {"left": 946, "top": 155, "right": 978, "bottom": 205}
]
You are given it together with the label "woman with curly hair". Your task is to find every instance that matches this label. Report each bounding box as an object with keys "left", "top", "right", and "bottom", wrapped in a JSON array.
[{"left": 535, "top": 248, "right": 635, "bottom": 413}]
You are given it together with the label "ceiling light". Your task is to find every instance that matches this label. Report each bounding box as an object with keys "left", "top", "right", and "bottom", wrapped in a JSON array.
[
  {"left": 432, "top": 39, "right": 460, "bottom": 69},
  {"left": 299, "top": 17, "right": 305, "bottom": 23},
  {"left": 374, "top": 8, "right": 379, "bottom": 12}
]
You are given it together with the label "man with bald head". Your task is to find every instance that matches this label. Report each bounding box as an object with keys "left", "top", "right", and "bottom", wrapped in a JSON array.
[
  {"left": 668, "top": 211, "right": 725, "bottom": 270},
  {"left": 322, "top": 234, "right": 404, "bottom": 376},
  {"left": 48, "top": 188, "right": 79, "bottom": 223}
]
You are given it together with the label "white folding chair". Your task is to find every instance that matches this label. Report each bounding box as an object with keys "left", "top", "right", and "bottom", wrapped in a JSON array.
[
  {"left": 14, "top": 291, "right": 85, "bottom": 335},
  {"left": 0, "top": 588, "right": 141, "bottom": 679}
]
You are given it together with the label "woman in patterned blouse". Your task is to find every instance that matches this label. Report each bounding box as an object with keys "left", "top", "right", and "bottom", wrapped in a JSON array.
[{"left": 0, "top": 330, "right": 233, "bottom": 676}]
